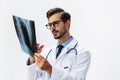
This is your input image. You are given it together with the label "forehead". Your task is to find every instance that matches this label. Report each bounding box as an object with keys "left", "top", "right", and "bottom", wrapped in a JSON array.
[{"left": 48, "top": 13, "right": 61, "bottom": 23}]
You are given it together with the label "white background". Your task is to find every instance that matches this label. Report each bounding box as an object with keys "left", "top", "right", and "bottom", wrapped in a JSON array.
[{"left": 0, "top": 0, "right": 120, "bottom": 80}]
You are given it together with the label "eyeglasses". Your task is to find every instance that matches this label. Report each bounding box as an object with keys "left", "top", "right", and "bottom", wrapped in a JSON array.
[{"left": 45, "top": 20, "right": 63, "bottom": 29}]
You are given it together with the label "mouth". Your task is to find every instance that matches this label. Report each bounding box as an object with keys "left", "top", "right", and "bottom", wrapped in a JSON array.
[{"left": 52, "top": 30, "right": 59, "bottom": 35}]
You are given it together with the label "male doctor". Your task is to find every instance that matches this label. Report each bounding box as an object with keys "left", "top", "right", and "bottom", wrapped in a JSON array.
[{"left": 27, "top": 7, "right": 91, "bottom": 80}]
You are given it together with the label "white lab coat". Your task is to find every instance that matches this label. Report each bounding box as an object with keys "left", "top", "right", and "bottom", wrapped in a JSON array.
[{"left": 27, "top": 38, "right": 91, "bottom": 80}]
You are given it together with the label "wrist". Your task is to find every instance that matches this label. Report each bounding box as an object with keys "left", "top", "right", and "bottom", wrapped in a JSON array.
[{"left": 46, "top": 65, "right": 52, "bottom": 76}]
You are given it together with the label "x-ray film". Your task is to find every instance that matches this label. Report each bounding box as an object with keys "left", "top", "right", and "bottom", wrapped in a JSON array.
[{"left": 13, "top": 15, "right": 37, "bottom": 56}]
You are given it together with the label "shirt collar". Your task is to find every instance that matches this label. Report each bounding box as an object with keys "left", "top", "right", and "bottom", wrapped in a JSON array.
[{"left": 57, "top": 36, "right": 73, "bottom": 47}]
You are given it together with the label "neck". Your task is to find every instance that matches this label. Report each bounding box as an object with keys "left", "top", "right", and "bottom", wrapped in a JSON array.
[{"left": 58, "top": 33, "right": 71, "bottom": 44}]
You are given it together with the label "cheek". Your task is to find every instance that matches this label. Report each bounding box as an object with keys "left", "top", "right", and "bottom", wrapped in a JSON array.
[
  {"left": 59, "top": 26, "right": 66, "bottom": 34},
  {"left": 59, "top": 23, "right": 65, "bottom": 30}
]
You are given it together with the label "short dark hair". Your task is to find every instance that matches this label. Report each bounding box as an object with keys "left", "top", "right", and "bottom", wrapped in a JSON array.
[
  {"left": 46, "top": 7, "right": 71, "bottom": 23},
  {"left": 60, "top": 12, "right": 71, "bottom": 23}
]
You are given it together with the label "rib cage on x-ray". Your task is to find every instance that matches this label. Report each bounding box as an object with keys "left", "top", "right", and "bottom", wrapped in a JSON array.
[{"left": 13, "top": 15, "right": 37, "bottom": 56}]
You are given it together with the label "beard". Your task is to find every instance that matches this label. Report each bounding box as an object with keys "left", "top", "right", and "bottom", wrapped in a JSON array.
[{"left": 52, "top": 27, "right": 67, "bottom": 39}]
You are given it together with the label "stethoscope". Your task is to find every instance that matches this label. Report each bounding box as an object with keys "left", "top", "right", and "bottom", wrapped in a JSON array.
[{"left": 45, "top": 42, "right": 78, "bottom": 59}]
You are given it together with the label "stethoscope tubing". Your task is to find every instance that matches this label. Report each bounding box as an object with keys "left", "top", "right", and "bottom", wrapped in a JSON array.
[{"left": 46, "top": 42, "right": 78, "bottom": 59}]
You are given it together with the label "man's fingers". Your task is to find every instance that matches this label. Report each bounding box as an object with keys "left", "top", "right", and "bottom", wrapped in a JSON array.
[
  {"left": 39, "top": 45, "right": 44, "bottom": 49},
  {"left": 37, "top": 43, "right": 40, "bottom": 48},
  {"left": 37, "top": 44, "right": 44, "bottom": 53},
  {"left": 37, "top": 43, "right": 44, "bottom": 49},
  {"left": 34, "top": 53, "right": 45, "bottom": 62}
]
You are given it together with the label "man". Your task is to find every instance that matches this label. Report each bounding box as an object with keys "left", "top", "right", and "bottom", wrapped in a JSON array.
[{"left": 27, "top": 7, "right": 91, "bottom": 80}]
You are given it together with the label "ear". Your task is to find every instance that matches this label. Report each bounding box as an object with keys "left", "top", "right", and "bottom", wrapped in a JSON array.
[{"left": 65, "top": 20, "right": 71, "bottom": 29}]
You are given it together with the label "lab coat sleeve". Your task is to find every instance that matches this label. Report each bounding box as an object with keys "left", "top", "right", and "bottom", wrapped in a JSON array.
[
  {"left": 50, "top": 49, "right": 91, "bottom": 80},
  {"left": 27, "top": 63, "right": 50, "bottom": 80}
]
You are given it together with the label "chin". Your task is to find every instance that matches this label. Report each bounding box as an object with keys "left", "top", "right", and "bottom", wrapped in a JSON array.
[
  {"left": 54, "top": 36, "right": 59, "bottom": 39},
  {"left": 53, "top": 34, "right": 59, "bottom": 39},
  {"left": 54, "top": 35, "right": 60, "bottom": 39},
  {"left": 54, "top": 36, "right": 63, "bottom": 39}
]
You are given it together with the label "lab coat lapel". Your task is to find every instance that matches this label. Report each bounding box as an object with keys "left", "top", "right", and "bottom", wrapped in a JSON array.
[
  {"left": 47, "top": 46, "right": 57, "bottom": 65},
  {"left": 56, "top": 38, "right": 78, "bottom": 60}
]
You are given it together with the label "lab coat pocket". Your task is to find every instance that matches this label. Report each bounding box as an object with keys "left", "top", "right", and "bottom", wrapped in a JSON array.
[{"left": 61, "top": 53, "right": 76, "bottom": 72}]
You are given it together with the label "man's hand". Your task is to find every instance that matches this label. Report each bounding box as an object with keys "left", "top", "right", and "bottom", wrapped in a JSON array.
[
  {"left": 28, "top": 44, "right": 52, "bottom": 75},
  {"left": 37, "top": 44, "right": 44, "bottom": 53},
  {"left": 29, "top": 44, "right": 44, "bottom": 65},
  {"left": 34, "top": 53, "right": 52, "bottom": 75}
]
